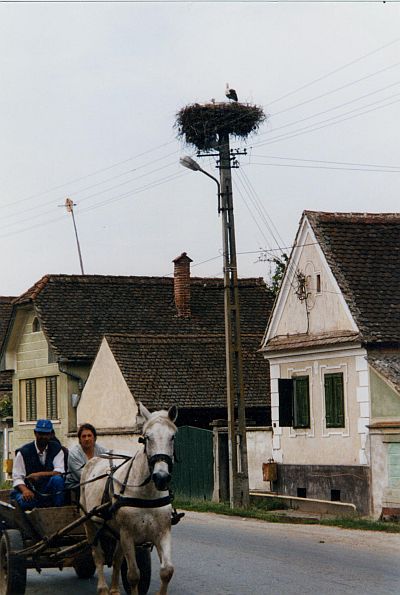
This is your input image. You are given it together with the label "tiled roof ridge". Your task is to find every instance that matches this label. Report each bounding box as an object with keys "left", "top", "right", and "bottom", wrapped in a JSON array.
[
  {"left": 14, "top": 275, "right": 51, "bottom": 304},
  {"left": 0, "top": 296, "right": 16, "bottom": 303},
  {"left": 305, "top": 210, "right": 400, "bottom": 223},
  {"left": 14, "top": 273, "right": 267, "bottom": 300},
  {"left": 106, "top": 332, "right": 262, "bottom": 343}
]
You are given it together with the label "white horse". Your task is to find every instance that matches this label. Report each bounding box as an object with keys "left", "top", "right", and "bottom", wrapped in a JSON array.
[{"left": 80, "top": 403, "right": 178, "bottom": 595}]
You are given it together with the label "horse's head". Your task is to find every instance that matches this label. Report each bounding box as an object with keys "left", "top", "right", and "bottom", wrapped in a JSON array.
[{"left": 138, "top": 403, "right": 178, "bottom": 492}]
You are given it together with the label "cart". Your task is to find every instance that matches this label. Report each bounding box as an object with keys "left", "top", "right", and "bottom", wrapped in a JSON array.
[{"left": 0, "top": 491, "right": 151, "bottom": 595}]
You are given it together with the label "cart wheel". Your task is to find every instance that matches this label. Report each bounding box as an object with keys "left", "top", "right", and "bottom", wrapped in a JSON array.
[
  {"left": 72, "top": 548, "right": 96, "bottom": 579},
  {"left": 121, "top": 547, "right": 151, "bottom": 595},
  {"left": 0, "top": 529, "right": 26, "bottom": 595}
]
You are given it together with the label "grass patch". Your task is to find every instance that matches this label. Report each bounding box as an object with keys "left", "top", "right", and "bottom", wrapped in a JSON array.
[{"left": 174, "top": 498, "right": 400, "bottom": 533}]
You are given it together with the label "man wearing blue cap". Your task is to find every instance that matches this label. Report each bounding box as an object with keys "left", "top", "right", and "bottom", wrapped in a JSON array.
[{"left": 11, "top": 419, "right": 65, "bottom": 510}]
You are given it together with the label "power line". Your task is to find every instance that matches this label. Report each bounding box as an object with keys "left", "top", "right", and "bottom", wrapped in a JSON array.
[{"left": 267, "top": 35, "right": 400, "bottom": 106}]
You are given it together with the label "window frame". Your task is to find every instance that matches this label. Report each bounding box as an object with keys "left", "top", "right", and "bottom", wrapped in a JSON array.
[
  {"left": 25, "top": 378, "right": 37, "bottom": 422},
  {"left": 46, "top": 376, "right": 58, "bottom": 420},
  {"left": 324, "top": 372, "right": 345, "bottom": 428},
  {"left": 293, "top": 375, "right": 310, "bottom": 429}
]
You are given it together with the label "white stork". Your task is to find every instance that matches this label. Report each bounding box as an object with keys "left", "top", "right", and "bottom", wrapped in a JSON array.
[{"left": 225, "top": 83, "right": 238, "bottom": 102}]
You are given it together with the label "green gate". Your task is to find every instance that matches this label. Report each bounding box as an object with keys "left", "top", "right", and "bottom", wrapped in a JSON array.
[{"left": 172, "top": 426, "right": 214, "bottom": 500}]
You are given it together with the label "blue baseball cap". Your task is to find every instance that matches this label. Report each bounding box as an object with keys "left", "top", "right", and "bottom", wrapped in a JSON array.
[{"left": 34, "top": 419, "right": 53, "bottom": 433}]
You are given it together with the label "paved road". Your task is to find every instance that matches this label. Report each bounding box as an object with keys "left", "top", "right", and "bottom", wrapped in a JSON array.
[{"left": 25, "top": 511, "right": 400, "bottom": 594}]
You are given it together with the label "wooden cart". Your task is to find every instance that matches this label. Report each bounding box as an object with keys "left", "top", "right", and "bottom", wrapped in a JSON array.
[{"left": 0, "top": 492, "right": 151, "bottom": 595}]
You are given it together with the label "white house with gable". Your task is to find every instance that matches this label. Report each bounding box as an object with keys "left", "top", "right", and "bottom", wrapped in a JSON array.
[{"left": 261, "top": 211, "right": 400, "bottom": 518}]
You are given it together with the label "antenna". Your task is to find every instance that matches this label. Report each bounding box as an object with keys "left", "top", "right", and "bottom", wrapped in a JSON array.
[{"left": 61, "top": 198, "right": 85, "bottom": 275}]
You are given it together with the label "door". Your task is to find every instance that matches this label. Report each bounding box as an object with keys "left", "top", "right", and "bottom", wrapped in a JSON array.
[{"left": 172, "top": 426, "right": 214, "bottom": 500}]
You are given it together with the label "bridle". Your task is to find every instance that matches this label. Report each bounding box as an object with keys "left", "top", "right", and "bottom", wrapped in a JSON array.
[{"left": 138, "top": 435, "right": 175, "bottom": 477}]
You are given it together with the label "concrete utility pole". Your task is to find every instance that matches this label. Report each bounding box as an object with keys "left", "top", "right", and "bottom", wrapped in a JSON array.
[{"left": 218, "top": 133, "right": 250, "bottom": 508}]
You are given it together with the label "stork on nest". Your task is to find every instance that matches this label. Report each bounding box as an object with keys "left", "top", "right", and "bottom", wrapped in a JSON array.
[{"left": 225, "top": 83, "right": 238, "bottom": 102}]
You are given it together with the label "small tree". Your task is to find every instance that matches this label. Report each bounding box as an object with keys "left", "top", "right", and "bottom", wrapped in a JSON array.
[{"left": 268, "top": 253, "right": 289, "bottom": 297}]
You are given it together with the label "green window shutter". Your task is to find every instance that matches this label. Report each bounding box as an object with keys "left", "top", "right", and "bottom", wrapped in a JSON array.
[
  {"left": 46, "top": 376, "right": 58, "bottom": 420},
  {"left": 325, "top": 373, "right": 344, "bottom": 428},
  {"left": 26, "top": 379, "right": 37, "bottom": 422},
  {"left": 293, "top": 376, "right": 310, "bottom": 428}
]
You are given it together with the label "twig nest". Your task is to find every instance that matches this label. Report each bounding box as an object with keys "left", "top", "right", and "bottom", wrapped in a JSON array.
[{"left": 175, "top": 102, "right": 266, "bottom": 151}]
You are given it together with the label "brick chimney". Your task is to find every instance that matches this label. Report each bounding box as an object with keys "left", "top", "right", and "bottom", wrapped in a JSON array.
[{"left": 173, "top": 252, "right": 193, "bottom": 318}]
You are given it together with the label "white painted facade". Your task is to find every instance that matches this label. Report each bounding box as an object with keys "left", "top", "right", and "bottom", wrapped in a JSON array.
[{"left": 262, "top": 216, "right": 381, "bottom": 515}]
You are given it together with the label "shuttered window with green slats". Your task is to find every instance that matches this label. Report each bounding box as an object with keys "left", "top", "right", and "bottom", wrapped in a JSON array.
[
  {"left": 293, "top": 376, "right": 310, "bottom": 429},
  {"left": 46, "top": 376, "right": 58, "bottom": 420},
  {"left": 324, "top": 373, "right": 345, "bottom": 428},
  {"left": 26, "top": 379, "right": 37, "bottom": 421}
]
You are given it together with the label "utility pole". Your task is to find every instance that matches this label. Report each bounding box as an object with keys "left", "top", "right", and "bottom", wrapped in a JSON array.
[
  {"left": 177, "top": 98, "right": 265, "bottom": 509},
  {"left": 64, "top": 198, "right": 85, "bottom": 275},
  {"left": 218, "top": 133, "right": 249, "bottom": 508}
]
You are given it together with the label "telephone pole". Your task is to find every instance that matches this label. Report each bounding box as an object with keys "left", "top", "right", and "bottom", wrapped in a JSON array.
[
  {"left": 217, "top": 134, "right": 249, "bottom": 508},
  {"left": 176, "top": 98, "right": 265, "bottom": 508}
]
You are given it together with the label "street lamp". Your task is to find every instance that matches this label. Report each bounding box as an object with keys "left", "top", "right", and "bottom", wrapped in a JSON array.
[
  {"left": 180, "top": 157, "right": 221, "bottom": 213},
  {"left": 180, "top": 154, "right": 250, "bottom": 509}
]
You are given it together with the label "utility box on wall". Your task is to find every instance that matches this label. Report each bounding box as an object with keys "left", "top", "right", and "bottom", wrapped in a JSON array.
[{"left": 263, "top": 460, "right": 277, "bottom": 482}]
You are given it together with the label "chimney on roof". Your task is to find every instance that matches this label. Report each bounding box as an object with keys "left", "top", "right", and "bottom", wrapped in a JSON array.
[{"left": 173, "top": 252, "right": 193, "bottom": 318}]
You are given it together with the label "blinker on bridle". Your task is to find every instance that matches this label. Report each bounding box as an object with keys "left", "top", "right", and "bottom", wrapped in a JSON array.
[{"left": 138, "top": 435, "right": 174, "bottom": 475}]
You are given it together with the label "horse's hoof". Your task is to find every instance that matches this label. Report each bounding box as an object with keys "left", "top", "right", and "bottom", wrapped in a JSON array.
[
  {"left": 98, "top": 589, "right": 110, "bottom": 595},
  {"left": 110, "top": 590, "right": 120, "bottom": 595}
]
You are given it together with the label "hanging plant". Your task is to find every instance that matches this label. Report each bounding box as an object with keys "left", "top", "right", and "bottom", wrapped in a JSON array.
[{"left": 175, "top": 102, "right": 266, "bottom": 151}]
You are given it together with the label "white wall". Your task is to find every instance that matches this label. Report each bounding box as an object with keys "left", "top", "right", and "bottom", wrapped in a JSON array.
[
  {"left": 77, "top": 338, "right": 138, "bottom": 430},
  {"left": 247, "top": 428, "right": 273, "bottom": 491}
]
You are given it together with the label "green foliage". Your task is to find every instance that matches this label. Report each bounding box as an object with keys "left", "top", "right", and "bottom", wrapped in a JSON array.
[
  {"left": 269, "top": 253, "right": 289, "bottom": 297},
  {"left": 0, "top": 394, "right": 12, "bottom": 419},
  {"left": 174, "top": 498, "right": 400, "bottom": 533}
]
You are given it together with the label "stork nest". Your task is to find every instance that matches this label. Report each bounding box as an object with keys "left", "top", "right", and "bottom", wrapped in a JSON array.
[{"left": 175, "top": 102, "right": 266, "bottom": 151}]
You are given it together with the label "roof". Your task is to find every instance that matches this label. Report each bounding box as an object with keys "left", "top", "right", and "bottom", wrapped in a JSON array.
[
  {"left": 368, "top": 353, "right": 400, "bottom": 395},
  {"left": 11, "top": 274, "right": 273, "bottom": 361},
  {"left": 0, "top": 297, "right": 15, "bottom": 353},
  {"left": 305, "top": 211, "right": 400, "bottom": 345},
  {"left": 105, "top": 334, "right": 270, "bottom": 410},
  {"left": 263, "top": 330, "right": 361, "bottom": 353}
]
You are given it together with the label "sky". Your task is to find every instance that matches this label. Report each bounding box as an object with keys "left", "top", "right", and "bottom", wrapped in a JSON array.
[{"left": 1, "top": 0, "right": 400, "bottom": 296}]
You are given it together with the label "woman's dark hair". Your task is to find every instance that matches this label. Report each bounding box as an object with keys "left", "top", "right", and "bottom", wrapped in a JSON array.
[{"left": 77, "top": 423, "right": 97, "bottom": 440}]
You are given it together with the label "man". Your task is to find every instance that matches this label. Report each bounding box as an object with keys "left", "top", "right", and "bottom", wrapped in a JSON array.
[
  {"left": 66, "top": 423, "right": 108, "bottom": 492},
  {"left": 12, "top": 419, "right": 65, "bottom": 510}
]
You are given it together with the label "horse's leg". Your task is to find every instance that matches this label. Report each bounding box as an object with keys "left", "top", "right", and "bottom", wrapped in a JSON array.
[
  {"left": 120, "top": 527, "right": 140, "bottom": 595},
  {"left": 85, "top": 521, "right": 110, "bottom": 595},
  {"left": 155, "top": 531, "right": 174, "bottom": 595},
  {"left": 110, "top": 541, "right": 123, "bottom": 595}
]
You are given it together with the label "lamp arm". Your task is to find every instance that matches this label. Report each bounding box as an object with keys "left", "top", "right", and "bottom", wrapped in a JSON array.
[{"left": 199, "top": 169, "right": 222, "bottom": 214}]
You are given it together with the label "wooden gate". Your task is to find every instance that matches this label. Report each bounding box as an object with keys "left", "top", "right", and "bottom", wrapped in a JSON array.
[{"left": 172, "top": 426, "right": 214, "bottom": 500}]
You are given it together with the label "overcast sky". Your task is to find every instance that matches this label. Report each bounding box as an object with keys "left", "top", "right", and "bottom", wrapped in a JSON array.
[{"left": 1, "top": 0, "right": 399, "bottom": 296}]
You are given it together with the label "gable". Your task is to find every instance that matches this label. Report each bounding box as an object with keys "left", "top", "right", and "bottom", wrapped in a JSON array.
[
  {"left": 265, "top": 218, "right": 358, "bottom": 344},
  {"left": 78, "top": 338, "right": 138, "bottom": 430},
  {"left": 370, "top": 367, "right": 400, "bottom": 420}
]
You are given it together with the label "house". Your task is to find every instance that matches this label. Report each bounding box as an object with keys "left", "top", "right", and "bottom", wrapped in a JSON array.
[
  {"left": 0, "top": 297, "right": 15, "bottom": 404},
  {"left": 1, "top": 253, "right": 273, "bottom": 455},
  {"left": 261, "top": 211, "right": 400, "bottom": 518}
]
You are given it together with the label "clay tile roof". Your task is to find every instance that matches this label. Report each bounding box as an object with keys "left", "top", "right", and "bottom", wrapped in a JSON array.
[
  {"left": 105, "top": 333, "right": 270, "bottom": 410},
  {"left": 14, "top": 274, "right": 273, "bottom": 361},
  {"left": 264, "top": 330, "right": 361, "bottom": 352},
  {"left": 305, "top": 211, "right": 400, "bottom": 344},
  {"left": 0, "top": 296, "right": 16, "bottom": 353}
]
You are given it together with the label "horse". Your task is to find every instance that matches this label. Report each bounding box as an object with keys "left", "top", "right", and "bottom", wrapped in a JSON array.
[{"left": 80, "top": 402, "right": 178, "bottom": 595}]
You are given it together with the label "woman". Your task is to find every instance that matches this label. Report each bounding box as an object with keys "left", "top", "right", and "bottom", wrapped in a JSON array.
[{"left": 66, "top": 423, "right": 108, "bottom": 492}]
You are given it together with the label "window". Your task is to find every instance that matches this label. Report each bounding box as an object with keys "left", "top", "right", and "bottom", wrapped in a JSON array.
[
  {"left": 293, "top": 376, "right": 310, "bottom": 428},
  {"left": 32, "top": 317, "right": 41, "bottom": 332},
  {"left": 316, "top": 274, "right": 321, "bottom": 293},
  {"left": 324, "top": 373, "right": 345, "bottom": 428},
  {"left": 46, "top": 376, "right": 58, "bottom": 420},
  {"left": 278, "top": 376, "right": 310, "bottom": 428},
  {"left": 25, "top": 379, "right": 37, "bottom": 421}
]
